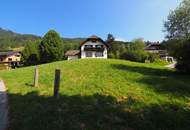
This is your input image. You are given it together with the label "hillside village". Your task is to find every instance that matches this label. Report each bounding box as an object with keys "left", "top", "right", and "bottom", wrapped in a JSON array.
[{"left": 0, "top": 31, "right": 174, "bottom": 70}]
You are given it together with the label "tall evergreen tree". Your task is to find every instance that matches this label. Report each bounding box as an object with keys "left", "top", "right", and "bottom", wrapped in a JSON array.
[
  {"left": 106, "top": 33, "right": 115, "bottom": 43},
  {"left": 40, "top": 30, "right": 63, "bottom": 63}
]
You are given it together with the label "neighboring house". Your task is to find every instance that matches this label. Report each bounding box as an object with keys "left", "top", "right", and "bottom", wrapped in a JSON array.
[
  {"left": 65, "top": 35, "right": 109, "bottom": 60},
  {"left": 0, "top": 51, "right": 21, "bottom": 68},
  {"left": 65, "top": 50, "right": 80, "bottom": 60},
  {"left": 144, "top": 43, "right": 174, "bottom": 62}
]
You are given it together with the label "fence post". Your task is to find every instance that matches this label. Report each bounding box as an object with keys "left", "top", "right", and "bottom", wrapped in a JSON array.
[
  {"left": 33, "top": 66, "right": 39, "bottom": 87},
  {"left": 54, "top": 69, "right": 61, "bottom": 99}
]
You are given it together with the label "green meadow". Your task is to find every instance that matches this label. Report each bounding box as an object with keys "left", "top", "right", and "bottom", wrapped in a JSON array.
[{"left": 0, "top": 59, "right": 190, "bottom": 130}]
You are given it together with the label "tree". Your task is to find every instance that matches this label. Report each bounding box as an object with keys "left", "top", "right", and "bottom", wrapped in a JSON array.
[
  {"left": 130, "top": 38, "right": 145, "bottom": 51},
  {"left": 164, "top": 0, "right": 190, "bottom": 40},
  {"left": 164, "top": 0, "right": 190, "bottom": 73},
  {"left": 106, "top": 33, "right": 115, "bottom": 43},
  {"left": 22, "top": 41, "right": 40, "bottom": 66},
  {"left": 40, "top": 30, "right": 63, "bottom": 63},
  {"left": 175, "top": 40, "right": 190, "bottom": 73},
  {"left": 162, "top": 39, "right": 184, "bottom": 57}
]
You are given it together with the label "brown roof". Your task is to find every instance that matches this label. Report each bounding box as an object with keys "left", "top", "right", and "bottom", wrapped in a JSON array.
[
  {"left": 0, "top": 51, "right": 21, "bottom": 57},
  {"left": 88, "top": 35, "right": 99, "bottom": 39},
  {"left": 65, "top": 50, "right": 80, "bottom": 56},
  {"left": 80, "top": 35, "right": 109, "bottom": 47},
  {"left": 144, "top": 44, "right": 165, "bottom": 51}
]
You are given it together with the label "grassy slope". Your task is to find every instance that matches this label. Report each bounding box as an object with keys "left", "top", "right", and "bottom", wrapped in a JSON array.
[{"left": 0, "top": 59, "right": 190, "bottom": 130}]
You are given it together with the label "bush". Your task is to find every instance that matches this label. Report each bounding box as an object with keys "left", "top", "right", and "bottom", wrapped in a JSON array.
[
  {"left": 175, "top": 40, "right": 190, "bottom": 73},
  {"left": 120, "top": 51, "right": 148, "bottom": 63},
  {"left": 108, "top": 52, "right": 116, "bottom": 59},
  {"left": 147, "top": 53, "right": 159, "bottom": 63}
]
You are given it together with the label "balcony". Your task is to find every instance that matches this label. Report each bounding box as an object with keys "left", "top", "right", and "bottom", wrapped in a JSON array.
[
  {"left": 84, "top": 45, "right": 105, "bottom": 51},
  {"left": 84, "top": 47, "right": 105, "bottom": 52}
]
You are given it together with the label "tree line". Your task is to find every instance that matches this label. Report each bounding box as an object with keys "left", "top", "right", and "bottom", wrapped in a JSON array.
[
  {"left": 107, "top": 35, "right": 159, "bottom": 63},
  {"left": 22, "top": 30, "right": 160, "bottom": 66},
  {"left": 164, "top": 0, "right": 190, "bottom": 73},
  {"left": 22, "top": 30, "right": 81, "bottom": 66}
]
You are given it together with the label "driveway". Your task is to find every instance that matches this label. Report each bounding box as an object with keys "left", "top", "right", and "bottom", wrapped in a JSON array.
[
  {"left": 165, "top": 62, "right": 177, "bottom": 69},
  {"left": 0, "top": 80, "right": 8, "bottom": 130}
]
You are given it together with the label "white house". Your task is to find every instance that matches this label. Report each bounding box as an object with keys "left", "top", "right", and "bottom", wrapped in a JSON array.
[{"left": 65, "top": 35, "right": 108, "bottom": 60}]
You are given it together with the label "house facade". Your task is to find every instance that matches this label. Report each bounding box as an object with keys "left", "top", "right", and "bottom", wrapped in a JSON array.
[
  {"left": 65, "top": 50, "right": 80, "bottom": 60},
  {"left": 65, "top": 36, "right": 108, "bottom": 60},
  {"left": 0, "top": 51, "right": 21, "bottom": 69}
]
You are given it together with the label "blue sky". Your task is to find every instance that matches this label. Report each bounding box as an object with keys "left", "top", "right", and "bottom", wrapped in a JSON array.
[{"left": 0, "top": 0, "right": 181, "bottom": 41}]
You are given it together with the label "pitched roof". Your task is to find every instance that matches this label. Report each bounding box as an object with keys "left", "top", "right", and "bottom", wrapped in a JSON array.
[
  {"left": 144, "top": 44, "right": 165, "bottom": 50},
  {"left": 65, "top": 50, "right": 80, "bottom": 56},
  {"left": 80, "top": 35, "right": 109, "bottom": 47},
  {"left": 88, "top": 35, "right": 99, "bottom": 39},
  {"left": 0, "top": 51, "right": 20, "bottom": 57}
]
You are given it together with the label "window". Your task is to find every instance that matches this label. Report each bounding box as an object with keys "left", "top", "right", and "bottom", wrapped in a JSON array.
[
  {"left": 85, "top": 45, "right": 93, "bottom": 48},
  {"left": 95, "top": 52, "right": 104, "bottom": 57},
  {"left": 95, "top": 45, "right": 103, "bottom": 48},
  {"left": 92, "top": 40, "right": 97, "bottom": 43},
  {"left": 8, "top": 58, "right": 12, "bottom": 61},
  {"left": 86, "top": 52, "right": 92, "bottom": 57}
]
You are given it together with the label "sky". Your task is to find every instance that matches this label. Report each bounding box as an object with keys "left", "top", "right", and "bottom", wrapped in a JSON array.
[{"left": 0, "top": 0, "right": 182, "bottom": 41}]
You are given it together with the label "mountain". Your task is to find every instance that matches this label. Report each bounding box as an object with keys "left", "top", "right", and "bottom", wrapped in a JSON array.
[
  {"left": 0, "top": 28, "right": 41, "bottom": 51},
  {"left": 0, "top": 28, "right": 40, "bottom": 40},
  {"left": 0, "top": 28, "right": 84, "bottom": 51},
  {"left": 0, "top": 28, "right": 18, "bottom": 38}
]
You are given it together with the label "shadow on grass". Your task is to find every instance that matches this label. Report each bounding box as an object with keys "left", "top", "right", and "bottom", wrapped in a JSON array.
[
  {"left": 8, "top": 92, "right": 190, "bottom": 130},
  {"left": 112, "top": 64, "right": 190, "bottom": 97}
]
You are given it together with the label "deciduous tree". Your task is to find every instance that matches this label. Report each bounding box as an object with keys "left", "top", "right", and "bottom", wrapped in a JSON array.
[
  {"left": 164, "top": 0, "right": 190, "bottom": 40},
  {"left": 40, "top": 30, "right": 63, "bottom": 63}
]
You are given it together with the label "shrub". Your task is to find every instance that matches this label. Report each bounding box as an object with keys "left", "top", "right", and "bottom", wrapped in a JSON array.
[
  {"left": 108, "top": 52, "right": 115, "bottom": 59},
  {"left": 147, "top": 53, "right": 159, "bottom": 63},
  {"left": 175, "top": 40, "right": 190, "bottom": 73},
  {"left": 120, "top": 51, "right": 148, "bottom": 63}
]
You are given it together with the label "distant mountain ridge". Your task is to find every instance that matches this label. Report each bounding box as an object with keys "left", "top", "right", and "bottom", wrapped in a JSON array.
[
  {"left": 0, "top": 28, "right": 18, "bottom": 38},
  {"left": 0, "top": 27, "right": 84, "bottom": 51},
  {"left": 0, "top": 28, "right": 42, "bottom": 39}
]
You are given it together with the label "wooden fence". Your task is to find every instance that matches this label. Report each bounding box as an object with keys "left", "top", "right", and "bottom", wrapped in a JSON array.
[
  {"left": 0, "top": 63, "right": 10, "bottom": 70},
  {"left": 33, "top": 66, "right": 61, "bottom": 99}
]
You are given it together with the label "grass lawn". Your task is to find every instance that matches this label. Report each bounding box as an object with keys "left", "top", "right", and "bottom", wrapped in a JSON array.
[{"left": 0, "top": 59, "right": 190, "bottom": 130}]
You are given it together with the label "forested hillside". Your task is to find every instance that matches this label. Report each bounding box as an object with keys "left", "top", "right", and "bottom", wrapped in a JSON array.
[
  {"left": 0, "top": 28, "right": 84, "bottom": 51},
  {"left": 0, "top": 28, "right": 41, "bottom": 51}
]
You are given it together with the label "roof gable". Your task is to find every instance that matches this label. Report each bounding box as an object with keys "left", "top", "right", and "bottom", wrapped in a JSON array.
[{"left": 80, "top": 35, "right": 109, "bottom": 48}]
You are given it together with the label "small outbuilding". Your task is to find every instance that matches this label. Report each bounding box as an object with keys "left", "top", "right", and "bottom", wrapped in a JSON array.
[{"left": 65, "top": 50, "right": 80, "bottom": 60}]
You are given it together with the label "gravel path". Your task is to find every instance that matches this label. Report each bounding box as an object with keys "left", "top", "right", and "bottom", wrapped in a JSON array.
[
  {"left": 0, "top": 80, "right": 8, "bottom": 130},
  {"left": 165, "top": 62, "right": 176, "bottom": 69}
]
